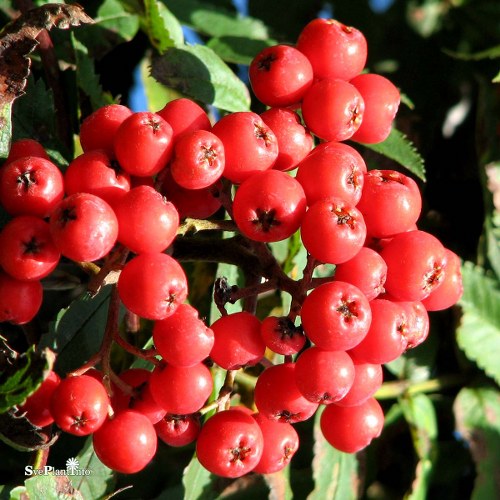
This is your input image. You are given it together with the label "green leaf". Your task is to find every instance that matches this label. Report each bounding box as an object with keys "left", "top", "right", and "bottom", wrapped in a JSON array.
[
  {"left": 182, "top": 455, "right": 216, "bottom": 500},
  {"left": 207, "top": 36, "right": 276, "bottom": 65},
  {"left": 144, "top": 0, "right": 184, "bottom": 53},
  {"left": 308, "top": 406, "right": 358, "bottom": 500},
  {"left": 151, "top": 44, "right": 251, "bottom": 112},
  {"left": 165, "top": 0, "right": 270, "bottom": 39},
  {"left": 263, "top": 466, "right": 294, "bottom": 500},
  {"left": 24, "top": 475, "right": 83, "bottom": 500},
  {"left": 72, "top": 34, "right": 115, "bottom": 110},
  {"left": 0, "top": 101, "right": 12, "bottom": 159},
  {"left": 444, "top": 44, "right": 500, "bottom": 62},
  {"left": 0, "top": 410, "right": 50, "bottom": 452},
  {"left": 0, "top": 347, "right": 55, "bottom": 414},
  {"left": 68, "top": 437, "right": 116, "bottom": 500},
  {"left": 358, "top": 128, "right": 426, "bottom": 181},
  {"left": 399, "top": 393, "right": 438, "bottom": 500},
  {"left": 457, "top": 262, "right": 500, "bottom": 386},
  {"left": 454, "top": 386, "right": 500, "bottom": 500}
]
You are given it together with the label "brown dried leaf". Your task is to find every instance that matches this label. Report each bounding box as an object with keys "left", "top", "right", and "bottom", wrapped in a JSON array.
[{"left": 0, "top": 3, "right": 94, "bottom": 106}]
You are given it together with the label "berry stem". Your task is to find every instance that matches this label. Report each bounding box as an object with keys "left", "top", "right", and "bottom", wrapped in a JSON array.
[{"left": 176, "top": 218, "right": 238, "bottom": 237}]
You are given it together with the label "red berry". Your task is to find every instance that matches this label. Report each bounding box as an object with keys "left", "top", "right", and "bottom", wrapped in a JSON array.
[
  {"left": 79, "top": 104, "right": 132, "bottom": 157},
  {"left": 350, "top": 73, "right": 400, "bottom": 144},
  {"left": 114, "top": 185, "right": 179, "bottom": 254},
  {"left": 260, "top": 316, "right": 306, "bottom": 356},
  {"left": 260, "top": 107, "right": 313, "bottom": 172},
  {"left": 6, "top": 138, "right": 49, "bottom": 164},
  {"left": 196, "top": 408, "right": 264, "bottom": 478},
  {"left": 0, "top": 156, "right": 64, "bottom": 218},
  {"left": 153, "top": 303, "right": 214, "bottom": 367},
  {"left": 300, "top": 197, "right": 366, "bottom": 264},
  {"left": 302, "top": 79, "right": 364, "bottom": 142},
  {"left": 114, "top": 111, "right": 173, "bottom": 177},
  {"left": 0, "top": 271, "right": 43, "bottom": 324},
  {"left": 397, "top": 300, "right": 430, "bottom": 349},
  {"left": 93, "top": 410, "right": 157, "bottom": 474},
  {"left": 209, "top": 312, "right": 265, "bottom": 370},
  {"left": 296, "top": 18, "right": 367, "bottom": 81},
  {"left": 155, "top": 413, "right": 201, "bottom": 447},
  {"left": 170, "top": 129, "right": 225, "bottom": 190},
  {"left": 0, "top": 215, "right": 60, "bottom": 281},
  {"left": 300, "top": 281, "right": 372, "bottom": 351},
  {"left": 212, "top": 112, "right": 278, "bottom": 184},
  {"left": 49, "top": 193, "right": 118, "bottom": 262},
  {"left": 320, "top": 397, "right": 384, "bottom": 453},
  {"left": 249, "top": 44, "right": 313, "bottom": 107},
  {"left": 117, "top": 253, "right": 188, "bottom": 320},
  {"left": 49, "top": 375, "right": 110, "bottom": 436},
  {"left": 232, "top": 169, "right": 307, "bottom": 242}
]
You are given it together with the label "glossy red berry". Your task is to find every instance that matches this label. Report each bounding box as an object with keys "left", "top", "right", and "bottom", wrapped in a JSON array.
[
  {"left": 114, "top": 111, "right": 173, "bottom": 177},
  {"left": 302, "top": 79, "right": 364, "bottom": 142},
  {"left": 300, "top": 197, "right": 366, "bottom": 264},
  {"left": 155, "top": 413, "right": 201, "bottom": 447},
  {"left": 320, "top": 397, "right": 384, "bottom": 453},
  {"left": 212, "top": 111, "right": 278, "bottom": 184},
  {"left": 209, "top": 311, "right": 266, "bottom": 370},
  {"left": 49, "top": 193, "right": 118, "bottom": 262},
  {"left": 296, "top": 18, "right": 368, "bottom": 81},
  {"left": 0, "top": 271, "right": 43, "bottom": 324},
  {"left": 118, "top": 252, "right": 188, "bottom": 320},
  {"left": 350, "top": 73, "right": 400, "bottom": 144},
  {"left": 153, "top": 303, "right": 214, "bottom": 367},
  {"left": 49, "top": 375, "right": 110, "bottom": 436},
  {"left": 397, "top": 300, "right": 430, "bottom": 349},
  {"left": 170, "top": 129, "right": 225, "bottom": 189},
  {"left": 0, "top": 156, "right": 64, "bottom": 218},
  {"left": 254, "top": 362, "right": 319, "bottom": 423},
  {"left": 18, "top": 370, "right": 60, "bottom": 428},
  {"left": 6, "top": 138, "right": 49, "bottom": 164},
  {"left": 93, "top": 410, "right": 157, "bottom": 474},
  {"left": 249, "top": 44, "right": 313, "bottom": 107},
  {"left": 196, "top": 408, "right": 264, "bottom": 478},
  {"left": 260, "top": 107, "right": 313, "bottom": 172},
  {"left": 113, "top": 185, "right": 179, "bottom": 254},
  {"left": 233, "top": 169, "right": 307, "bottom": 242},
  {"left": 260, "top": 316, "right": 306, "bottom": 355},
  {"left": 0, "top": 215, "right": 60, "bottom": 281},
  {"left": 300, "top": 281, "right": 372, "bottom": 351}
]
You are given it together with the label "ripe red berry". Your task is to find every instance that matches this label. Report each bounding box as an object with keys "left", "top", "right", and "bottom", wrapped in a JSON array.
[
  {"left": 301, "top": 79, "right": 364, "bottom": 142},
  {"left": 79, "top": 104, "right": 133, "bottom": 157},
  {"left": 93, "top": 410, "right": 157, "bottom": 474},
  {"left": 249, "top": 44, "right": 313, "bottom": 107},
  {"left": 320, "top": 397, "right": 384, "bottom": 453},
  {"left": 254, "top": 362, "right": 319, "bottom": 423},
  {"left": 380, "top": 230, "right": 448, "bottom": 301},
  {"left": 209, "top": 311, "right": 266, "bottom": 370},
  {"left": 170, "top": 129, "right": 225, "bottom": 190},
  {"left": 196, "top": 408, "right": 264, "bottom": 478},
  {"left": 294, "top": 347, "right": 355, "bottom": 404},
  {"left": 212, "top": 111, "right": 278, "bottom": 184},
  {"left": 153, "top": 303, "right": 214, "bottom": 367},
  {"left": 397, "top": 300, "right": 430, "bottom": 349},
  {"left": 49, "top": 375, "right": 110, "bottom": 436},
  {"left": 18, "top": 370, "right": 60, "bottom": 428},
  {"left": 113, "top": 185, "right": 179, "bottom": 254},
  {"left": 300, "top": 197, "right": 366, "bottom": 264},
  {"left": 156, "top": 98, "right": 211, "bottom": 142},
  {"left": 63, "top": 150, "right": 131, "bottom": 207},
  {"left": 350, "top": 73, "right": 400, "bottom": 144},
  {"left": 0, "top": 271, "right": 43, "bottom": 324},
  {"left": 6, "top": 138, "right": 49, "bottom": 164},
  {"left": 155, "top": 413, "right": 201, "bottom": 447},
  {"left": 356, "top": 169, "right": 422, "bottom": 238},
  {"left": 0, "top": 215, "right": 60, "bottom": 281},
  {"left": 260, "top": 107, "right": 313, "bottom": 172},
  {"left": 296, "top": 18, "right": 368, "bottom": 81},
  {"left": 232, "top": 169, "right": 307, "bottom": 243},
  {"left": 149, "top": 362, "right": 213, "bottom": 415},
  {"left": 295, "top": 141, "right": 367, "bottom": 206},
  {"left": 0, "top": 156, "right": 64, "bottom": 218},
  {"left": 300, "top": 281, "right": 372, "bottom": 351},
  {"left": 114, "top": 111, "right": 174, "bottom": 177},
  {"left": 118, "top": 253, "right": 188, "bottom": 320},
  {"left": 260, "top": 316, "right": 306, "bottom": 355},
  {"left": 251, "top": 412, "right": 299, "bottom": 474},
  {"left": 49, "top": 193, "right": 118, "bottom": 262}
]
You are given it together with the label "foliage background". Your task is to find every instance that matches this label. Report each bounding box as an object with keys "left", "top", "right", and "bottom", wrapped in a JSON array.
[{"left": 0, "top": 0, "right": 499, "bottom": 499}]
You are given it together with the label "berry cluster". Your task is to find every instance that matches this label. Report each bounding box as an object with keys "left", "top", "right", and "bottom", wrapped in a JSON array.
[{"left": 7, "top": 17, "right": 463, "bottom": 478}]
